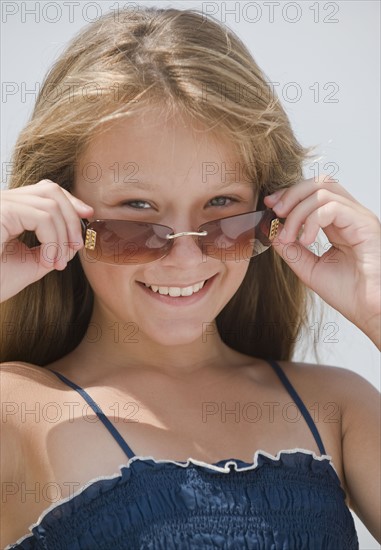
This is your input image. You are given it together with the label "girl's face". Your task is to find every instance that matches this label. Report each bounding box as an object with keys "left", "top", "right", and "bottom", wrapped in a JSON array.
[{"left": 73, "top": 109, "right": 257, "bottom": 347}]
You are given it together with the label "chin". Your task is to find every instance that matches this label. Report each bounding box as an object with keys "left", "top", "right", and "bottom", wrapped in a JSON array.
[{"left": 141, "top": 321, "right": 207, "bottom": 347}]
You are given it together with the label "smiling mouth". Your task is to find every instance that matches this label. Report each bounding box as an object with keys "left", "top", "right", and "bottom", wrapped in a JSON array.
[{"left": 137, "top": 276, "right": 215, "bottom": 297}]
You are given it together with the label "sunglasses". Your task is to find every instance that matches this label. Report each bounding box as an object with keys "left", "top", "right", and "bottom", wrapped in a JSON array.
[{"left": 80, "top": 209, "right": 281, "bottom": 265}]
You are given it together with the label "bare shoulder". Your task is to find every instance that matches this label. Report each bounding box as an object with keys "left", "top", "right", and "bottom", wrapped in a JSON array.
[
  {"left": 238, "top": 356, "right": 374, "bottom": 393},
  {"left": 0, "top": 362, "right": 68, "bottom": 547},
  {"left": 271, "top": 360, "right": 380, "bottom": 429},
  {"left": 0, "top": 361, "right": 63, "bottom": 425},
  {"left": 275, "top": 359, "right": 378, "bottom": 396},
  {"left": 0, "top": 363, "right": 56, "bottom": 533},
  {"left": 1, "top": 360, "right": 58, "bottom": 386},
  {"left": 1, "top": 363, "right": 66, "bottom": 493},
  {"left": 275, "top": 360, "right": 380, "bottom": 427}
]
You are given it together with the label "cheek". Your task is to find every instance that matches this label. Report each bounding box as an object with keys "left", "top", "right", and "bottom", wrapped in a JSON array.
[
  {"left": 78, "top": 253, "right": 135, "bottom": 300},
  {"left": 80, "top": 254, "right": 109, "bottom": 287},
  {"left": 227, "top": 260, "right": 251, "bottom": 291}
]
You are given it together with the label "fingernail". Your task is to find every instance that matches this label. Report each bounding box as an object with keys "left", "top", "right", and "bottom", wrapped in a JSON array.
[
  {"left": 56, "top": 258, "right": 67, "bottom": 271},
  {"left": 81, "top": 204, "right": 93, "bottom": 212},
  {"left": 268, "top": 190, "right": 282, "bottom": 200},
  {"left": 77, "top": 200, "right": 93, "bottom": 211}
]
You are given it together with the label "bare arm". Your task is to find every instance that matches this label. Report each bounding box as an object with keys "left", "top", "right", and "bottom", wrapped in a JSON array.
[
  {"left": 341, "top": 369, "right": 381, "bottom": 543},
  {"left": 0, "top": 366, "right": 25, "bottom": 547}
]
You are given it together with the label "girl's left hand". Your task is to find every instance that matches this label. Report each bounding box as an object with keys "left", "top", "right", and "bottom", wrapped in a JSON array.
[{"left": 264, "top": 176, "right": 381, "bottom": 349}]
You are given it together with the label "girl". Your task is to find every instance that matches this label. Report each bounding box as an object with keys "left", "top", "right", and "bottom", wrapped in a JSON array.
[{"left": 1, "top": 6, "right": 380, "bottom": 549}]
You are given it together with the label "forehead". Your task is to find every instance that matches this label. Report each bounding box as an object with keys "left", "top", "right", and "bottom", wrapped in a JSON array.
[{"left": 75, "top": 110, "right": 250, "bottom": 191}]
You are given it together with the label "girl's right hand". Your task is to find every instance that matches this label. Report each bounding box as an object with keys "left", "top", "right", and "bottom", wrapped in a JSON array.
[{"left": 0, "top": 180, "right": 94, "bottom": 303}]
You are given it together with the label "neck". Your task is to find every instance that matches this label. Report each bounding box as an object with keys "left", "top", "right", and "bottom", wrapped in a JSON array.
[{"left": 70, "top": 314, "right": 240, "bottom": 379}]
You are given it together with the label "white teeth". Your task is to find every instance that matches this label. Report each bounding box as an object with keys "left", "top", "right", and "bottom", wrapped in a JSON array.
[
  {"left": 180, "top": 286, "right": 193, "bottom": 297},
  {"left": 143, "top": 280, "right": 207, "bottom": 297},
  {"left": 168, "top": 287, "right": 181, "bottom": 297}
]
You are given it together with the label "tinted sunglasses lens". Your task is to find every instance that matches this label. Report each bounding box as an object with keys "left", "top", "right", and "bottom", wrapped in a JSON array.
[
  {"left": 199, "top": 210, "right": 274, "bottom": 261},
  {"left": 83, "top": 220, "right": 173, "bottom": 264}
]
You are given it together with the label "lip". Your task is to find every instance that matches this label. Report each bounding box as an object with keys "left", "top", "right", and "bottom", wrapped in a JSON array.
[{"left": 136, "top": 274, "right": 217, "bottom": 306}]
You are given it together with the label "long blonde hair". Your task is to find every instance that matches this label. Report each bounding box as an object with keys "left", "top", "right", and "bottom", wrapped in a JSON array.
[{"left": 1, "top": 7, "right": 319, "bottom": 365}]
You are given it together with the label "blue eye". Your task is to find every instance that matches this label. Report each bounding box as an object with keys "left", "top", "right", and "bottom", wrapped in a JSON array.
[
  {"left": 209, "top": 196, "right": 237, "bottom": 207},
  {"left": 122, "top": 200, "right": 151, "bottom": 209}
]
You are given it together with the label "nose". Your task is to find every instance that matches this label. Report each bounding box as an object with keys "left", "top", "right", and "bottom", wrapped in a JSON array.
[{"left": 160, "top": 228, "right": 207, "bottom": 266}]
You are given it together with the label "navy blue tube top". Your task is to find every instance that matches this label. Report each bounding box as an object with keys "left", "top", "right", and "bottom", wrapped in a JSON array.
[{"left": 6, "top": 359, "right": 359, "bottom": 549}]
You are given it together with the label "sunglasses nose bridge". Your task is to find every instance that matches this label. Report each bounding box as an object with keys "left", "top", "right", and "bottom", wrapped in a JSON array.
[
  {"left": 163, "top": 229, "right": 208, "bottom": 260},
  {"left": 166, "top": 230, "right": 208, "bottom": 240}
]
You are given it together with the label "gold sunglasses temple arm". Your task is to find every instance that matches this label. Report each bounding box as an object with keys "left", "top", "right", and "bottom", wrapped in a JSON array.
[
  {"left": 85, "top": 229, "right": 97, "bottom": 250},
  {"left": 268, "top": 217, "right": 285, "bottom": 240},
  {"left": 268, "top": 218, "right": 279, "bottom": 240},
  {"left": 80, "top": 219, "right": 97, "bottom": 250},
  {"left": 267, "top": 218, "right": 286, "bottom": 241}
]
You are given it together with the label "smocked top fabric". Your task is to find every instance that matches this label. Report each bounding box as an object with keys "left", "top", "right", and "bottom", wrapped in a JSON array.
[{"left": 6, "top": 360, "right": 359, "bottom": 549}]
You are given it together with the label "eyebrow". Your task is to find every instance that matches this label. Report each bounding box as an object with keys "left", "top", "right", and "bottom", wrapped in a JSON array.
[
  {"left": 119, "top": 180, "right": 156, "bottom": 191},
  {"left": 117, "top": 177, "right": 252, "bottom": 190}
]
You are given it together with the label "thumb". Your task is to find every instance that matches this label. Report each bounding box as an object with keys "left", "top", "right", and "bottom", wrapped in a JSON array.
[{"left": 270, "top": 234, "right": 319, "bottom": 288}]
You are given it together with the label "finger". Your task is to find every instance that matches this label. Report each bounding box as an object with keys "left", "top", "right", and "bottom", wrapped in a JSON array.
[
  {"left": 8, "top": 181, "right": 93, "bottom": 247},
  {"left": 3, "top": 201, "right": 69, "bottom": 271},
  {"left": 270, "top": 234, "right": 322, "bottom": 290},
  {"left": 5, "top": 197, "right": 72, "bottom": 269},
  {"left": 265, "top": 176, "right": 362, "bottom": 212},
  {"left": 2, "top": 201, "right": 57, "bottom": 269},
  {"left": 263, "top": 187, "right": 288, "bottom": 206},
  {"left": 271, "top": 228, "right": 350, "bottom": 296},
  {"left": 274, "top": 189, "right": 359, "bottom": 244},
  {"left": 59, "top": 186, "right": 95, "bottom": 222},
  {"left": 31, "top": 180, "right": 93, "bottom": 245},
  {"left": 11, "top": 180, "right": 94, "bottom": 215},
  {"left": 299, "top": 202, "right": 381, "bottom": 253}
]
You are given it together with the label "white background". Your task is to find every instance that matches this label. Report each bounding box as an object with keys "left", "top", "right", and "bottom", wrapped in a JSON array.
[{"left": 1, "top": 1, "right": 380, "bottom": 547}]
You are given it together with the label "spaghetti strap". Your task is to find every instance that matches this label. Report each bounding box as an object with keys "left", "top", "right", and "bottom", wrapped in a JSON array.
[
  {"left": 266, "top": 360, "right": 327, "bottom": 456},
  {"left": 48, "top": 362, "right": 326, "bottom": 459},
  {"left": 47, "top": 369, "right": 136, "bottom": 460}
]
